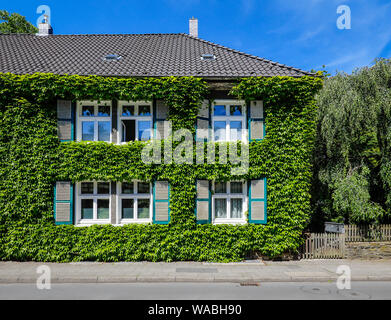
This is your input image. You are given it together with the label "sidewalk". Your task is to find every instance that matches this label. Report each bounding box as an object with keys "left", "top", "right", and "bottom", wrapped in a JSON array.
[{"left": 1, "top": 259, "right": 391, "bottom": 283}]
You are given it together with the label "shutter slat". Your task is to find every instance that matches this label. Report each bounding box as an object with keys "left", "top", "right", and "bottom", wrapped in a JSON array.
[
  {"left": 195, "top": 179, "right": 210, "bottom": 223},
  {"left": 153, "top": 181, "right": 170, "bottom": 224},
  {"left": 249, "top": 178, "right": 267, "bottom": 224},
  {"left": 54, "top": 181, "right": 73, "bottom": 225},
  {"left": 248, "top": 100, "right": 265, "bottom": 142}
]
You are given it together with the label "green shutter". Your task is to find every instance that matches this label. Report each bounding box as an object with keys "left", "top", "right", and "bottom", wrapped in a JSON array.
[
  {"left": 57, "top": 100, "right": 75, "bottom": 142},
  {"left": 154, "top": 99, "right": 170, "bottom": 140},
  {"left": 248, "top": 100, "right": 265, "bottom": 142},
  {"left": 195, "top": 180, "right": 211, "bottom": 224},
  {"left": 153, "top": 181, "right": 170, "bottom": 224},
  {"left": 248, "top": 178, "right": 267, "bottom": 224},
  {"left": 196, "top": 100, "right": 210, "bottom": 141},
  {"left": 54, "top": 181, "right": 73, "bottom": 225}
]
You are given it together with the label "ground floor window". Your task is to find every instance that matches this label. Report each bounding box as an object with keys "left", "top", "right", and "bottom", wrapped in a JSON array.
[
  {"left": 212, "top": 181, "right": 247, "bottom": 223},
  {"left": 117, "top": 181, "right": 152, "bottom": 223},
  {"left": 76, "top": 181, "right": 111, "bottom": 224}
]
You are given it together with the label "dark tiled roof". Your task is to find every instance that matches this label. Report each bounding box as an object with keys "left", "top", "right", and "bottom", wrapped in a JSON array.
[{"left": 0, "top": 33, "right": 313, "bottom": 78}]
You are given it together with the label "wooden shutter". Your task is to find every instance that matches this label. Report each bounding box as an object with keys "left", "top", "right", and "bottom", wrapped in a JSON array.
[
  {"left": 153, "top": 181, "right": 170, "bottom": 224},
  {"left": 248, "top": 100, "right": 265, "bottom": 142},
  {"left": 196, "top": 100, "right": 210, "bottom": 141},
  {"left": 248, "top": 178, "right": 267, "bottom": 224},
  {"left": 154, "top": 99, "right": 169, "bottom": 139},
  {"left": 57, "top": 100, "right": 74, "bottom": 142},
  {"left": 54, "top": 181, "right": 73, "bottom": 225},
  {"left": 195, "top": 180, "right": 211, "bottom": 223}
]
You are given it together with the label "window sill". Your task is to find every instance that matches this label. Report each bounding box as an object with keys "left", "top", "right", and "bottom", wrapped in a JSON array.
[
  {"left": 76, "top": 220, "right": 111, "bottom": 227},
  {"left": 213, "top": 219, "right": 247, "bottom": 225}
]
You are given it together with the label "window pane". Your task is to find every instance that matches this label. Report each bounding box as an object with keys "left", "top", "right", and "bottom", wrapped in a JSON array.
[
  {"left": 230, "top": 105, "right": 242, "bottom": 116},
  {"left": 98, "top": 105, "right": 110, "bottom": 117},
  {"left": 215, "top": 198, "right": 227, "bottom": 218},
  {"left": 81, "top": 105, "right": 94, "bottom": 117},
  {"left": 215, "top": 182, "right": 227, "bottom": 194},
  {"left": 214, "top": 121, "right": 226, "bottom": 141},
  {"left": 122, "top": 120, "right": 136, "bottom": 142},
  {"left": 139, "top": 105, "right": 151, "bottom": 116},
  {"left": 97, "top": 199, "right": 110, "bottom": 219},
  {"left": 138, "top": 121, "right": 151, "bottom": 141},
  {"left": 138, "top": 182, "right": 150, "bottom": 194},
  {"left": 81, "top": 182, "right": 93, "bottom": 194},
  {"left": 98, "top": 121, "right": 110, "bottom": 141},
  {"left": 213, "top": 105, "right": 226, "bottom": 116},
  {"left": 122, "top": 199, "right": 134, "bottom": 219},
  {"left": 97, "top": 182, "right": 110, "bottom": 194},
  {"left": 122, "top": 105, "right": 135, "bottom": 116},
  {"left": 231, "top": 198, "right": 243, "bottom": 218},
  {"left": 122, "top": 182, "right": 134, "bottom": 194},
  {"left": 81, "top": 199, "right": 93, "bottom": 219},
  {"left": 138, "top": 199, "right": 150, "bottom": 219},
  {"left": 230, "top": 121, "right": 242, "bottom": 141},
  {"left": 230, "top": 182, "right": 243, "bottom": 194},
  {"left": 82, "top": 121, "right": 94, "bottom": 141}
]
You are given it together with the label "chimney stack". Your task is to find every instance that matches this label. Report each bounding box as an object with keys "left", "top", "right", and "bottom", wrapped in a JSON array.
[
  {"left": 189, "top": 17, "right": 198, "bottom": 37},
  {"left": 37, "top": 15, "right": 53, "bottom": 36}
]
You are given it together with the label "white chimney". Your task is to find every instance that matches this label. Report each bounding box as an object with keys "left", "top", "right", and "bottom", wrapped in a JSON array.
[
  {"left": 37, "top": 15, "right": 53, "bottom": 36},
  {"left": 189, "top": 17, "right": 198, "bottom": 37}
]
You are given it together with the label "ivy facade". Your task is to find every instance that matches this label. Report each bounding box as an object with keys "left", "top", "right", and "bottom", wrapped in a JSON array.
[{"left": 0, "top": 32, "right": 322, "bottom": 261}]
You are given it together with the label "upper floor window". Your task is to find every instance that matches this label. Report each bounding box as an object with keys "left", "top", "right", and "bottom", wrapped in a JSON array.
[
  {"left": 118, "top": 101, "right": 153, "bottom": 142},
  {"left": 212, "top": 181, "right": 247, "bottom": 223},
  {"left": 77, "top": 101, "right": 112, "bottom": 142},
  {"left": 212, "top": 100, "right": 246, "bottom": 142}
]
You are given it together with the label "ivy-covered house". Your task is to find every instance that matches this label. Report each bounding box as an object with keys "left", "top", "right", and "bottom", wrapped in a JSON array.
[{"left": 0, "top": 19, "right": 322, "bottom": 261}]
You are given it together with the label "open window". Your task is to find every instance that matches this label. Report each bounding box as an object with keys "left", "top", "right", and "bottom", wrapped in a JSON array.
[{"left": 118, "top": 101, "right": 152, "bottom": 142}]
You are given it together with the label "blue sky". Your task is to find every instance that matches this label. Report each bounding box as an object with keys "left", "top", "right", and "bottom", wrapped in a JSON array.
[{"left": 2, "top": 0, "right": 391, "bottom": 74}]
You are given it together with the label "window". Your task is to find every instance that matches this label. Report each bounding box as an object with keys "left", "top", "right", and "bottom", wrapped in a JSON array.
[
  {"left": 76, "top": 181, "right": 111, "bottom": 224},
  {"left": 212, "top": 181, "right": 247, "bottom": 223},
  {"left": 212, "top": 100, "right": 246, "bottom": 142},
  {"left": 118, "top": 101, "right": 153, "bottom": 142},
  {"left": 117, "top": 181, "right": 152, "bottom": 223},
  {"left": 77, "top": 101, "right": 112, "bottom": 142}
]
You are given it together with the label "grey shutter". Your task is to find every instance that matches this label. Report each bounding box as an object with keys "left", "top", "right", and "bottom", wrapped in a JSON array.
[
  {"left": 249, "top": 178, "right": 267, "bottom": 224},
  {"left": 195, "top": 180, "right": 210, "bottom": 223},
  {"left": 154, "top": 100, "right": 169, "bottom": 139},
  {"left": 54, "top": 181, "right": 73, "bottom": 225},
  {"left": 153, "top": 181, "right": 170, "bottom": 224},
  {"left": 248, "top": 100, "right": 265, "bottom": 142},
  {"left": 196, "top": 100, "right": 210, "bottom": 141},
  {"left": 57, "top": 100, "right": 74, "bottom": 142}
]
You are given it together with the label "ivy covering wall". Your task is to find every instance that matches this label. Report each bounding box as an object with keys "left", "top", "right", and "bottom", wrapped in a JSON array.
[{"left": 0, "top": 73, "right": 322, "bottom": 261}]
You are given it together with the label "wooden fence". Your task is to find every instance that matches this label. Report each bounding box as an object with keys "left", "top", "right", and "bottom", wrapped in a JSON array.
[
  {"left": 301, "top": 233, "right": 345, "bottom": 259},
  {"left": 345, "top": 224, "right": 391, "bottom": 242}
]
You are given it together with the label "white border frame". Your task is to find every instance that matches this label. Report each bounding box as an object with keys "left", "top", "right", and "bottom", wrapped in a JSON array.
[
  {"left": 212, "top": 181, "right": 247, "bottom": 225},
  {"left": 116, "top": 181, "right": 153, "bottom": 224},
  {"left": 117, "top": 101, "right": 153, "bottom": 143},
  {"left": 212, "top": 100, "right": 247, "bottom": 142},
  {"left": 76, "top": 101, "right": 112, "bottom": 143},
  {"left": 75, "top": 181, "right": 111, "bottom": 226}
]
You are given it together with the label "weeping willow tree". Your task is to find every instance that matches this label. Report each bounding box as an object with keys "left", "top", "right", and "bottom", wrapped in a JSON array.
[{"left": 312, "top": 59, "right": 391, "bottom": 228}]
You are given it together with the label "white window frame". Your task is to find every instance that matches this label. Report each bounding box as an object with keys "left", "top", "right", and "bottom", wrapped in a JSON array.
[
  {"left": 76, "top": 100, "right": 112, "bottom": 142},
  {"left": 117, "top": 101, "right": 153, "bottom": 143},
  {"left": 212, "top": 100, "right": 247, "bottom": 142},
  {"left": 212, "top": 181, "right": 247, "bottom": 225},
  {"left": 116, "top": 181, "right": 153, "bottom": 224},
  {"left": 75, "top": 181, "right": 111, "bottom": 226}
]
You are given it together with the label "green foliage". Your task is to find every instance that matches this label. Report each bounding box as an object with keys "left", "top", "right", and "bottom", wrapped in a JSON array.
[
  {"left": 0, "top": 73, "right": 321, "bottom": 261},
  {"left": 313, "top": 59, "right": 391, "bottom": 226},
  {"left": 0, "top": 10, "right": 38, "bottom": 34}
]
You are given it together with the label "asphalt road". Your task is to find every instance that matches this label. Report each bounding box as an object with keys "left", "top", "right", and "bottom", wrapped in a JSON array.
[{"left": 0, "top": 281, "right": 390, "bottom": 300}]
